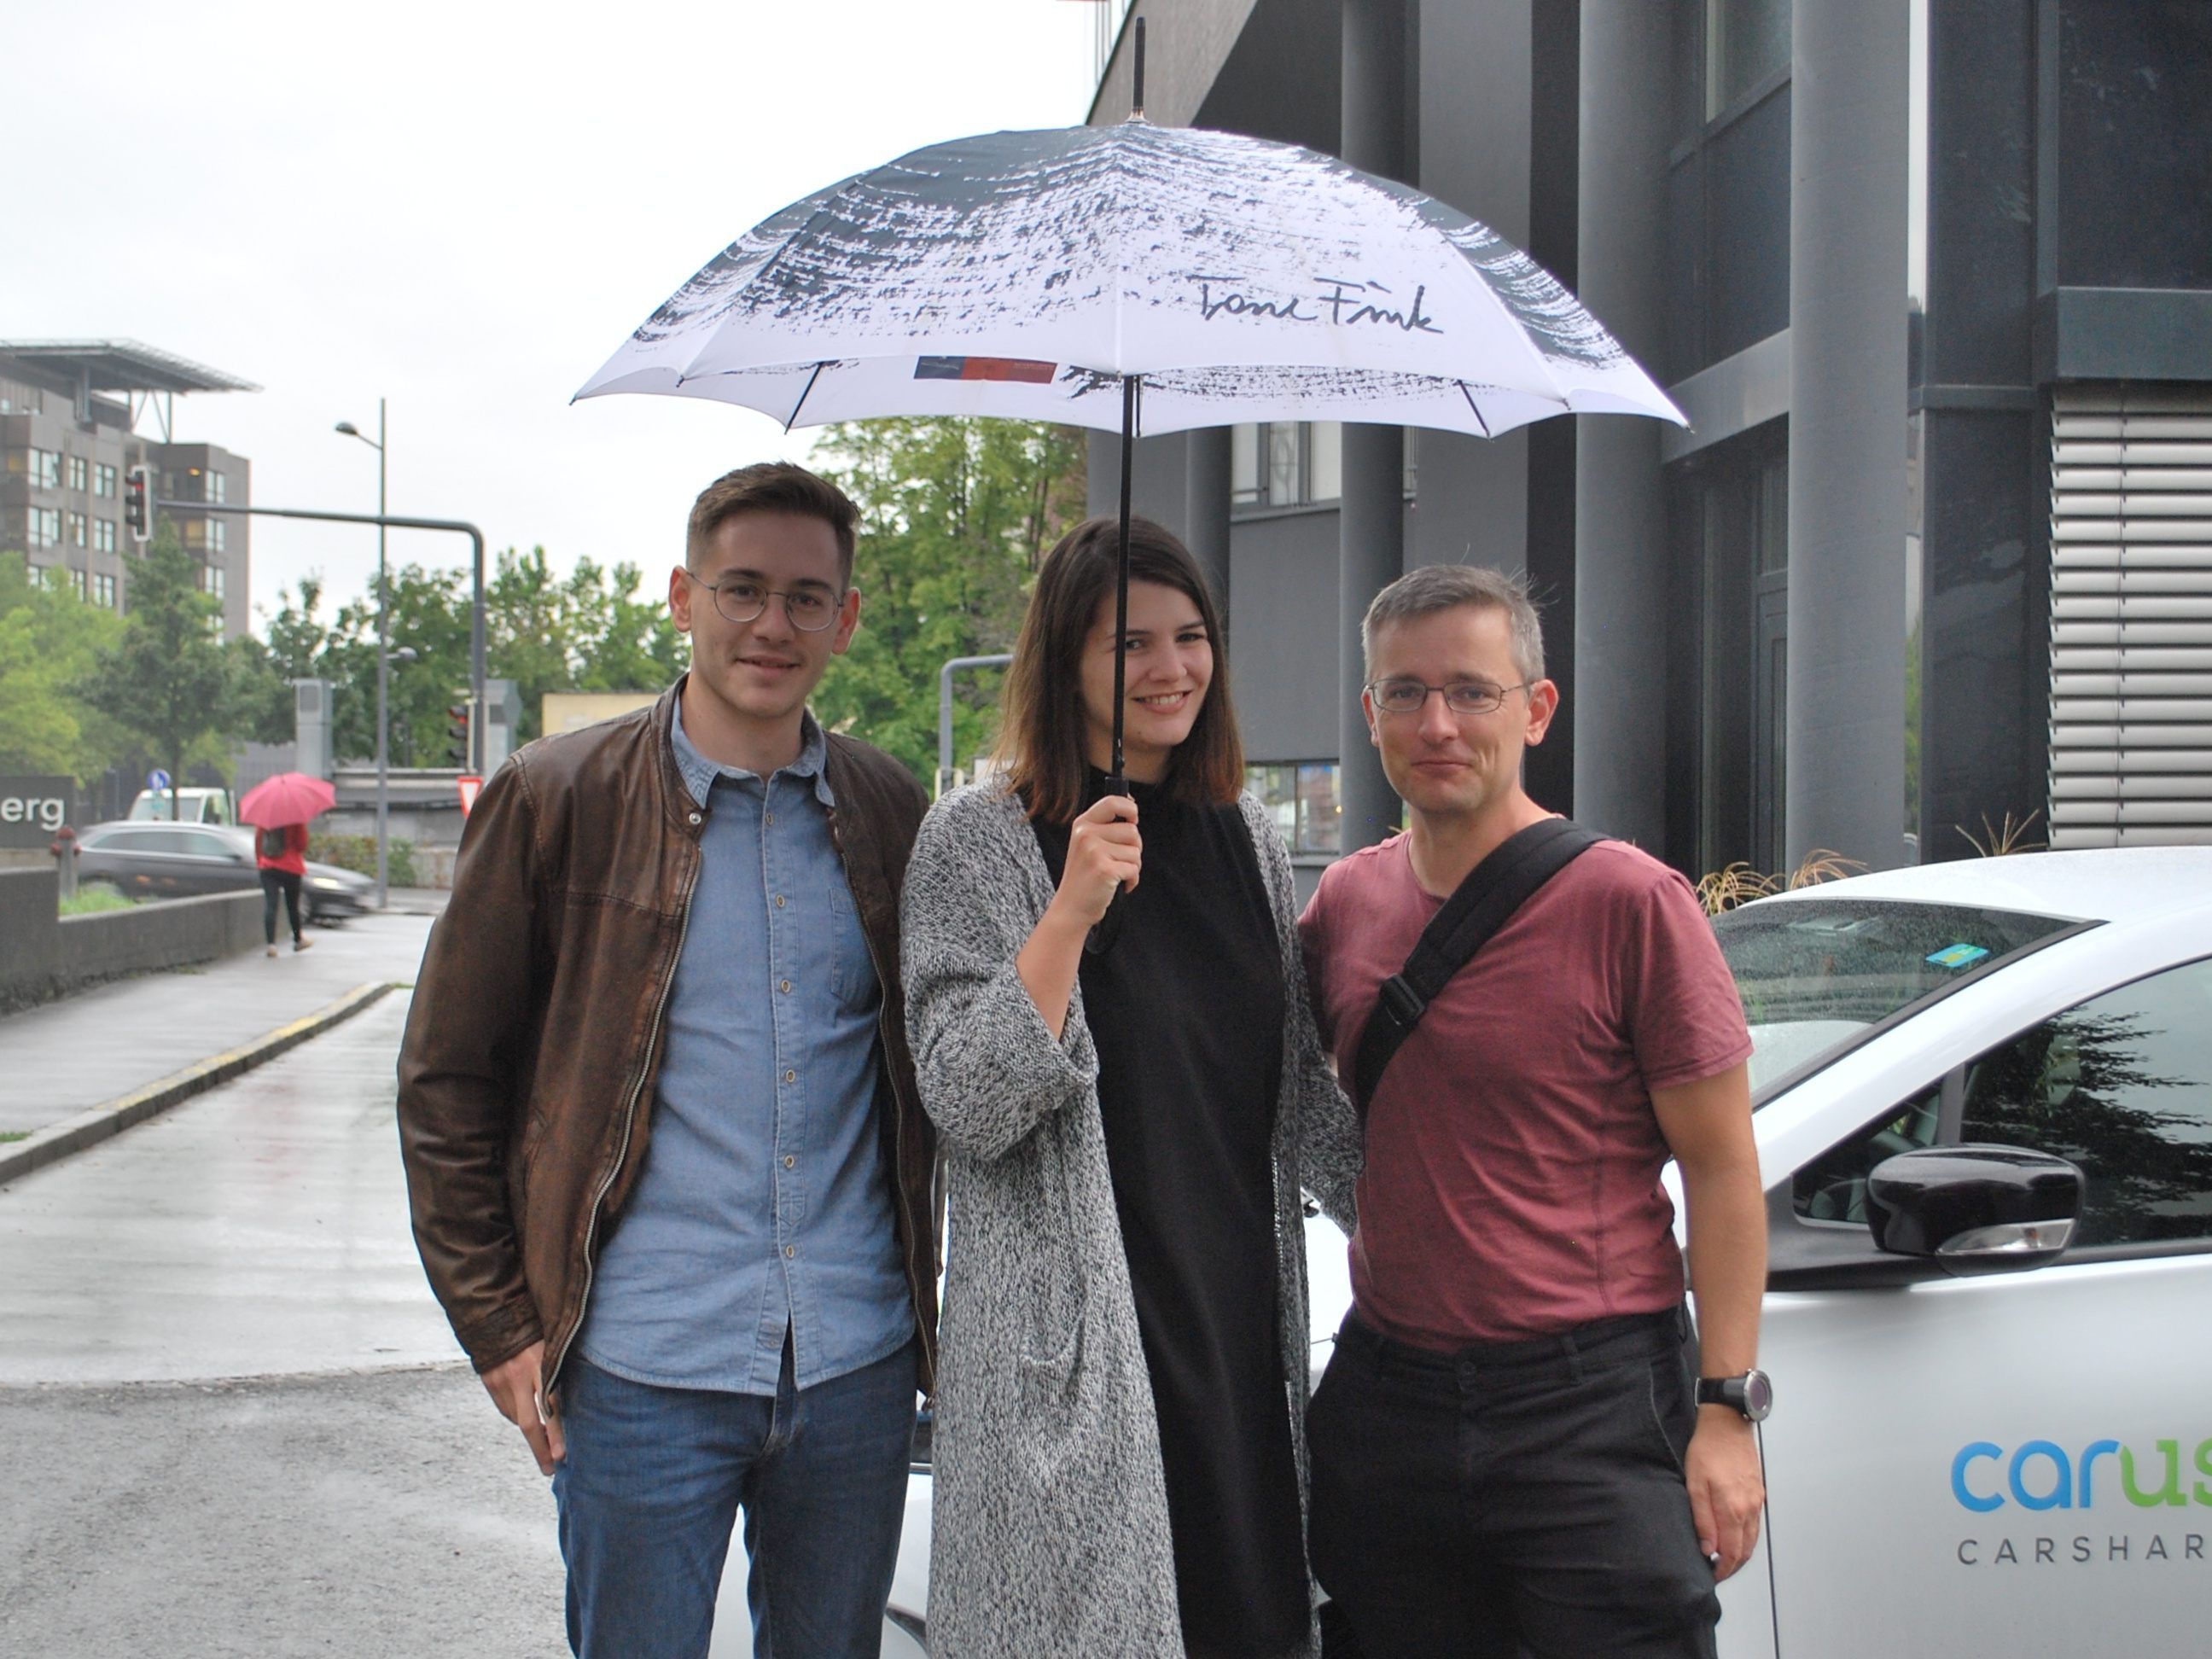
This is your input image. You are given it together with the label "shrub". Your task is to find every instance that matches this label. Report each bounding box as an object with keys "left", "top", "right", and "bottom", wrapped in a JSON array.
[
  {"left": 309, "top": 832, "right": 420, "bottom": 887},
  {"left": 61, "top": 886, "right": 136, "bottom": 916}
]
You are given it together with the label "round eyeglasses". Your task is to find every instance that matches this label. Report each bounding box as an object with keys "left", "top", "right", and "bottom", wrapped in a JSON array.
[
  {"left": 1365, "top": 678, "right": 1531, "bottom": 717},
  {"left": 683, "top": 570, "right": 843, "bottom": 632}
]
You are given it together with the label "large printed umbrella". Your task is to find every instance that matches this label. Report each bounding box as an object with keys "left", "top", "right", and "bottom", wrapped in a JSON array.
[
  {"left": 577, "top": 30, "right": 1682, "bottom": 794},
  {"left": 238, "top": 771, "right": 336, "bottom": 830}
]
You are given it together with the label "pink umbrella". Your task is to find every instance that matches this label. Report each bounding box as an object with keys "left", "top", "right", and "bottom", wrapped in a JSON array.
[{"left": 238, "top": 771, "right": 337, "bottom": 829}]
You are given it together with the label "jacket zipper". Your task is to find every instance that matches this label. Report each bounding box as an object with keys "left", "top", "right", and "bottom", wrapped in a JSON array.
[
  {"left": 548, "top": 847, "right": 700, "bottom": 1394},
  {"left": 830, "top": 805, "right": 931, "bottom": 1388}
]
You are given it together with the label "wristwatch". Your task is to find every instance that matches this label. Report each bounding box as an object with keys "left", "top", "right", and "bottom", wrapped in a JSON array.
[{"left": 1696, "top": 1369, "right": 1773, "bottom": 1422}]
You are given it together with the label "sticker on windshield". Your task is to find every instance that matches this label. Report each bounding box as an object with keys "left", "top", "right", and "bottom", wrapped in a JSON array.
[{"left": 1926, "top": 943, "right": 1992, "bottom": 969}]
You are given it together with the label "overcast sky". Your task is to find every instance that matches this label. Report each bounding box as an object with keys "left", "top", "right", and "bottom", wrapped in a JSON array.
[{"left": 6, "top": 0, "right": 1105, "bottom": 626}]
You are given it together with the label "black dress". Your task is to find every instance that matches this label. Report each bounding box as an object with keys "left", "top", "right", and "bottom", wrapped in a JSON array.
[{"left": 1034, "top": 774, "right": 1308, "bottom": 1656}]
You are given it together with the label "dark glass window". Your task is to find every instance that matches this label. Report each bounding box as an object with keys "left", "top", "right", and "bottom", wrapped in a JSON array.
[
  {"left": 2057, "top": 0, "right": 2212, "bottom": 289},
  {"left": 1960, "top": 957, "right": 2212, "bottom": 1247},
  {"left": 1708, "top": 0, "right": 1790, "bottom": 119},
  {"left": 1247, "top": 762, "right": 1342, "bottom": 855},
  {"left": 1664, "top": 0, "right": 1791, "bottom": 380},
  {"left": 1704, "top": 89, "right": 1793, "bottom": 364}
]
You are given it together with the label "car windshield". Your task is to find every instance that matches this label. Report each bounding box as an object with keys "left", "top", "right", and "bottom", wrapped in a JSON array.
[{"left": 1713, "top": 897, "right": 2083, "bottom": 1101}]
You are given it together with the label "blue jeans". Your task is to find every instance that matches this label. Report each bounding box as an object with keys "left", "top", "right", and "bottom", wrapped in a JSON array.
[{"left": 553, "top": 1336, "right": 918, "bottom": 1659}]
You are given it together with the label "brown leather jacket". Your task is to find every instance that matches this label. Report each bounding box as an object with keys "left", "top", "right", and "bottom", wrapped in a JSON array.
[{"left": 397, "top": 681, "right": 939, "bottom": 1396}]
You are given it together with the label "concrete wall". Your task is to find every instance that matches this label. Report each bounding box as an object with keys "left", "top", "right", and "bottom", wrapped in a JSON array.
[
  {"left": 1, "top": 869, "right": 61, "bottom": 1002},
  {"left": 0, "top": 868, "right": 264, "bottom": 1010}
]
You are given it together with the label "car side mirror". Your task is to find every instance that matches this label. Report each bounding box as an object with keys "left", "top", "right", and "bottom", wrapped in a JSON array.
[{"left": 1864, "top": 1144, "right": 2082, "bottom": 1271}]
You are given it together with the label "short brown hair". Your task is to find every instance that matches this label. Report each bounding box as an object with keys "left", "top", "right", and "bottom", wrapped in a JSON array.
[
  {"left": 686, "top": 462, "right": 860, "bottom": 585},
  {"left": 1361, "top": 563, "right": 1546, "bottom": 684},
  {"left": 996, "top": 515, "right": 1244, "bottom": 824}
]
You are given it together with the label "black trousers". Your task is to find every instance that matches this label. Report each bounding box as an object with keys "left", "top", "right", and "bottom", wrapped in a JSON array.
[
  {"left": 1308, "top": 1307, "right": 1720, "bottom": 1659},
  {"left": 260, "top": 869, "right": 304, "bottom": 946}
]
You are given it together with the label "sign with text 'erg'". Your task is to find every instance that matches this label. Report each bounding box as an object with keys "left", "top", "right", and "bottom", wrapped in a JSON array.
[{"left": 0, "top": 776, "right": 74, "bottom": 849}]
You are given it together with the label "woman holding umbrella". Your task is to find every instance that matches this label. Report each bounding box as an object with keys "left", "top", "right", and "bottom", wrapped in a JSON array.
[
  {"left": 239, "top": 771, "right": 335, "bottom": 958},
  {"left": 900, "top": 515, "right": 1361, "bottom": 1658}
]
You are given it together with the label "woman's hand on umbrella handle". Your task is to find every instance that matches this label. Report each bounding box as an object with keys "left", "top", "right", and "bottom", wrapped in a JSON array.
[{"left": 1053, "top": 795, "right": 1141, "bottom": 928}]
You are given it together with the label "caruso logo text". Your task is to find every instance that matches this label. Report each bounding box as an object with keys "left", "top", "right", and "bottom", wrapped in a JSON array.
[{"left": 1951, "top": 1436, "right": 2209, "bottom": 1569}]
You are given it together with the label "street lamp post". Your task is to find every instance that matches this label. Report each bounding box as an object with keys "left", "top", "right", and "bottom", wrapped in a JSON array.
[{"left": 335, "top": 404, "right": 390, "bottom": 909}]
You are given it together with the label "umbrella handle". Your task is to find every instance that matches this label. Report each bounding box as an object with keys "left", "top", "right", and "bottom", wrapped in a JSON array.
[{"left": 1085, "top": 770, "right": 1129, "bottom": 957}]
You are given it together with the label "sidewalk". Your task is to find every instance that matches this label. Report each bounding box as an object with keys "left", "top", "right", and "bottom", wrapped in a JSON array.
[{"left": 0, "top": 909, "right": 434, "bottom": 1138}]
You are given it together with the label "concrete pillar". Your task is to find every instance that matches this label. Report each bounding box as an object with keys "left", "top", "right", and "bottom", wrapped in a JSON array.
[
  {"left": 1787, "top": 0, "right": 1909, "bottom": 869},
  {"left": 1571, "top": 0, "right": 1671, "bottom": 848},
  {"left": 1340, "top": 0, "right": 1411, "bottom": 853},
  {"left": 1184, "top": 428, "right": 1231, "bottom": 636}
]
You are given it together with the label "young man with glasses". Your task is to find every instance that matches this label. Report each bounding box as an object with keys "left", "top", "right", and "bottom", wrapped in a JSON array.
[
  {"left": 399, "top": 462, "right": 936, "bottom": 1658},
  {"left": 1297, "top": 563, "right": 1767, "bottom": 1658}
]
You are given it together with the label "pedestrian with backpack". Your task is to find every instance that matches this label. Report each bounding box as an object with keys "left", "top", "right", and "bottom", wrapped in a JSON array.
[{"left": 257, "top": 821, "right": 312, "bottom": 958}]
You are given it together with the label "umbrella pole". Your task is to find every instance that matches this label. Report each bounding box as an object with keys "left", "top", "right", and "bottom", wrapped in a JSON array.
[
  {"left": 1106, "top": 371, "right": 1138, "bottom": 794},
  {"left": 1087, "top": 371, "right": 1142, "bottom": 958}
]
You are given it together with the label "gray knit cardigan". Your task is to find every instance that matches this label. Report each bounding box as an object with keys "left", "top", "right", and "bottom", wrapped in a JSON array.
[{"left": 901, "top": 783, "right": 1363, "bottom": 1659}]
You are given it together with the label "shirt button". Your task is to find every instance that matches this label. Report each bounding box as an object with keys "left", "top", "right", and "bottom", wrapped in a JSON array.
[
  {"left": 774, "top": 894, "right": 786, "bottom": 908},
  {"left": 783, "top": 1244, "right": 796, "bottom": 1259},
  {"left": 783, "top": 1068, "right": 796, "bottom": 1084},
  {"left": 688, "top": 812, "right": 701, "bottom": 825},
  {"left": 765, "top": 811, "right": 774, "bottom": 825},
  {"left": 779, "top": 979, "right": 792, "bottom": 993},
  {"left": 783, "top": 1155, "right": 795, "bottom": 1169}
]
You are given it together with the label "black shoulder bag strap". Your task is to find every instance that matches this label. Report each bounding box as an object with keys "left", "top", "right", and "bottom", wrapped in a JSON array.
[{"left": 1350, "top": 817, "right": 1606, "bottom": 1123}]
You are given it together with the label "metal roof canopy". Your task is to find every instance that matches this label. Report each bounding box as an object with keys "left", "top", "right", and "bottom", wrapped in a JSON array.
[{"left": 0, "top": 338, "right": 259, "bottom": 395}]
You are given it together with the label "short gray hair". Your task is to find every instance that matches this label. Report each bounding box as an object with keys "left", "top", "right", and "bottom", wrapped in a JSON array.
[{"left": 1361, "top": 563, "right": 1546, "bottom": 684}]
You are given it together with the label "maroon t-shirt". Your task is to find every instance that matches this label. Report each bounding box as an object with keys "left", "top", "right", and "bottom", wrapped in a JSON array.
[{"left": 1299, "top": 833, "right": 1752, "bottom": 1347}]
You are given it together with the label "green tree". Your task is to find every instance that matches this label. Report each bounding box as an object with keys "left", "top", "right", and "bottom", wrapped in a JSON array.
[
  {"left": 568, "top": 556, "right": 687, "bottom": 705},
  {"left": 810, "top": 417, "right": 1086, "bottom": 785},
  {"left": 73, "top": 527, "right": 230, "bottom": 819},
  {"left": 0, "top": 552, "right": 128, "bottom": 778}
]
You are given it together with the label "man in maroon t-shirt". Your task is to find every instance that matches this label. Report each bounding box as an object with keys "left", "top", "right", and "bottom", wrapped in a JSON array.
[{"left": 1299, "top": 564, "right": 1766, "bottom": 1658}]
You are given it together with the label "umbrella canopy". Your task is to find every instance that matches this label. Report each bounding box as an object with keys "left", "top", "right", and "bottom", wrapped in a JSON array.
[
  {"left": 580, "top": 47, "right": 1682, "bottom": 908},
  {"left": 238, "top": 771, "right": 336, "bottom": 830},
  {"left": 576, "top": 119, "right": 1683, "bottom": 439}
]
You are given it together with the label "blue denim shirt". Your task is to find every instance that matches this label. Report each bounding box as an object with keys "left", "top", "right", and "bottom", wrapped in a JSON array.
[{"left": 576, "top": 702, "right": 913, "bottom": 1394}]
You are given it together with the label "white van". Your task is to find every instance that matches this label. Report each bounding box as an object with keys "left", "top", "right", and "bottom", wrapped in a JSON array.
[{"left": 127, "top": 786, "right": 235, "bottom": 826}]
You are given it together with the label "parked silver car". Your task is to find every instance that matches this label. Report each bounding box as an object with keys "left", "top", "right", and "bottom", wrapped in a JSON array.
[{"left": 73, "top": 822, "right": 375, "bottom": 923}]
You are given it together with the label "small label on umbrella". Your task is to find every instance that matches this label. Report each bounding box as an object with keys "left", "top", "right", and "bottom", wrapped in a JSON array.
[{"left": 915, "top": 356, "right": 1057, "bottom": 384}]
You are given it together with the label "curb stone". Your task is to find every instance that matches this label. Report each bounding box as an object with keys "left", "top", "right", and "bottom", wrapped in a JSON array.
[{"left": 0, "top": 981, "right": 397, "bottom": 1186}]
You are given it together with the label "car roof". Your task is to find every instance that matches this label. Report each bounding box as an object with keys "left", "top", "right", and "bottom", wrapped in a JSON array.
[
  {"left": 1747, "top": 846, "right": 2212, "bottom": 926},
  {"left": 85, "top": 819, "right": 244, "bottom": 836}
]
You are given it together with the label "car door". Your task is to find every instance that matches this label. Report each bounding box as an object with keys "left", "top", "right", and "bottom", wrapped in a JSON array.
[
  {"left": 1739, "top": 954, "right": 2212, "bottom": 1659},
  {"left": 76, "top": 830, "right": 143, "bottom": 896},
  {"left": 163, "top": 828, "right": 245, "bottom": 895},
  {"left": 119, "top": 827, "right": 187, "bottom": 898}
]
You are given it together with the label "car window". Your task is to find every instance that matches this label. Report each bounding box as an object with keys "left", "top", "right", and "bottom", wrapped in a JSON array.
[
  {"left": 1791, "top": 1084, "right": 1944, "bottom": 1225},
  {"left": 178, "top": 831, "right": 235, "bottom": 859},
  {"left": 96, "top": 830, "right": 166, "bottom": 853},
  {"left": 1959, "top": 957, "right": 2212, "bottom": 1249},
  {"left": 1714, "top": 899, "right": 2082, "bottom": 1100}
]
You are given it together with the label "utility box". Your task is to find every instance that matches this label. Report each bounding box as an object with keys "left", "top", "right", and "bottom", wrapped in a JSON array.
[
  {"left": 293, "top": 678, "right": 334, "bottom": 779},
  {"left": 482, "top": 678, "right": 522, "bottom": 774}
]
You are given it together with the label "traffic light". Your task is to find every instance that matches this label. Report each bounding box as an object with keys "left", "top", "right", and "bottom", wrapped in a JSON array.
[
  {"left": 124, "top": 465, "right": 150, "bottom": 543},
  {"left": 445, "top": 701, "right": 473, "bottom": 768}
]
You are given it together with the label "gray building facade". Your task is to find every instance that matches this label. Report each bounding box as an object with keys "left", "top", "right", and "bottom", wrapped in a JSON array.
[
  {"left": 1093, "top": 0, "right": 2212, "bottom": 879},
  {"left": 0, "top": 341, "right": 258, "bottom": 639}
]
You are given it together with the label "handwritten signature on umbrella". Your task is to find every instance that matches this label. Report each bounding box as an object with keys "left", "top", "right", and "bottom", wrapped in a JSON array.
[{"left": 1190, "top": 276, "right": 1443, "bottom": 335}]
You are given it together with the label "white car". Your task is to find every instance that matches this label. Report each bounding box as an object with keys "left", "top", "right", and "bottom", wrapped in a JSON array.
[{"left": 723, "top": 847, "right": 2212, "bottom": 1658}]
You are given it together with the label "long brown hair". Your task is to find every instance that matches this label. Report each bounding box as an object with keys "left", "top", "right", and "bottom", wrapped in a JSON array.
[{"left": 996, "top": 515, "right": 1244, "bottom": 824}]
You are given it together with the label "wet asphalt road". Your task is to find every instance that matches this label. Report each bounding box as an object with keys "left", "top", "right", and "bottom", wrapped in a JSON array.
[{"left": 0, "top": 989, "right": 568, "bottom": 1656}]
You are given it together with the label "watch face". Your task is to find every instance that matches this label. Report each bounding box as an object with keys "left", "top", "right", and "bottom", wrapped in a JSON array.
[{"left": 1742, "top": 1369, "right": 1773, "bottom": 1421}]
